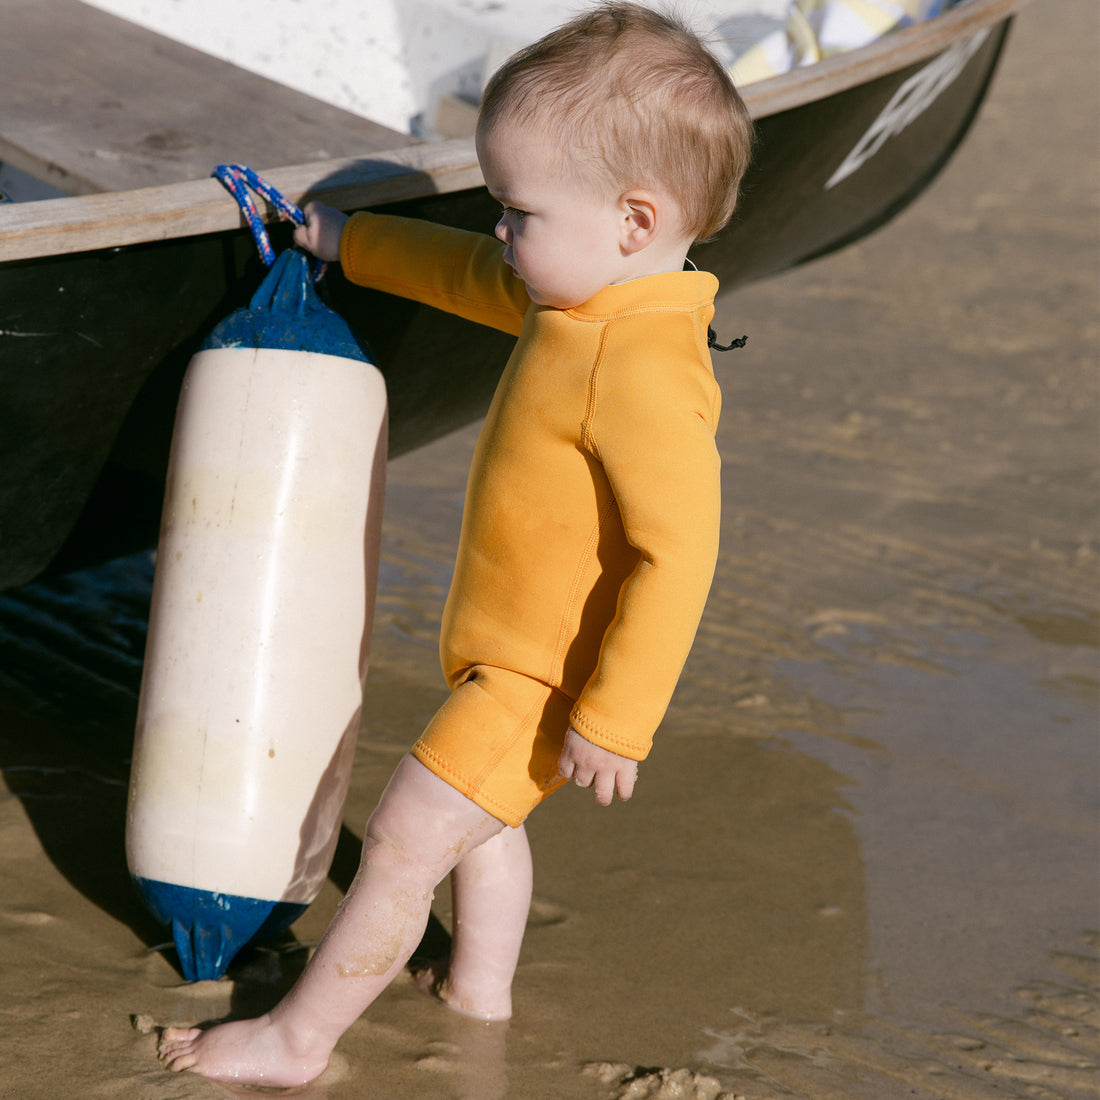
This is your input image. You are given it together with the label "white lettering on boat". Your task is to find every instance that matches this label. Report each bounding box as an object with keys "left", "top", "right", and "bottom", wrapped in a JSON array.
[{"left": 825, "top": 28, "right": 992, "bottom": 190}]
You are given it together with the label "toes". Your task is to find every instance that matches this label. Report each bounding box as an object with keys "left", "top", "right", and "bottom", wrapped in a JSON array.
[
  {"left": 160, "top": 1048, "right": 198, "bottom": 1073},
  {"left": 157, "top": 1026, "right": 201, "bottom": 1062},
  {"left": 160, "top": 1025, "right": 201, "bottom": 1044},
  {"left": 411, "top": 956, "right": 451, "bottom": 1002}
]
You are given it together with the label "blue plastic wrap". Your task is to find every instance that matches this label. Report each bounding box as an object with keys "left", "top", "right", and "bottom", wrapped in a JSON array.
[{"left": 201, "top": 249, "right": 371, "bottom": 360}]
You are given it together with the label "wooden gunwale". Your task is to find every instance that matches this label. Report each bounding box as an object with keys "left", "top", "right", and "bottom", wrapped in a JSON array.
[{"left": 0, "top": 0, "right": 1028, "bottom": 265}]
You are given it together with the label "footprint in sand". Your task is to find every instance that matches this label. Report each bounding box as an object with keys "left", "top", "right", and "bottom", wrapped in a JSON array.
[
  {"left": 527, "top": 896, "right": 570, "bottom": 927},
  {"left": 1, "top": 908, "right": 54, "bottom": 926}
]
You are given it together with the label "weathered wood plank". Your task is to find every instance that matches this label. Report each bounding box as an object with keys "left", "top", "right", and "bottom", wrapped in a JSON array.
[
  {"left": 0, "top": 141, "right": 483, "bottom": 262},
  {"left": 0, "top": 0, "right": 415, "bottom": 195}
]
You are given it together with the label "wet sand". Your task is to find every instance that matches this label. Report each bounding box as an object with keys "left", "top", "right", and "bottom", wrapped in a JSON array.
[{"left": 0, "top": 1, "right": 1096, "bottom": 1097}]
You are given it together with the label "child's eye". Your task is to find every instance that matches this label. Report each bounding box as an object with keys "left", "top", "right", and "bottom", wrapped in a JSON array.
[{"left": 501, "top": 205, "right": 529, "bottom": 220}]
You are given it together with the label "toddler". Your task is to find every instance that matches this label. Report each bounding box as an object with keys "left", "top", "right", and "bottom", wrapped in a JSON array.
[{"left": 159, "top": 2, "right": 753, "bottom": 1086}]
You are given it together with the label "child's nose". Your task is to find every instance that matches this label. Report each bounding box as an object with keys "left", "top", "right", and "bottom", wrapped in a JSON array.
[{"left": 494, "top": 217, "right": 510, "bottom": 244}]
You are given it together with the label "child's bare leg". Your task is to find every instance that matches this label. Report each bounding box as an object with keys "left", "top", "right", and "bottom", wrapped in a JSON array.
[
  {"left": 158, "top": 755, "right": 504, "bottom": 1087},
  {"left": 449, "top": 824, "right": 533, "bottom": 1017},
  {"left": 416, "top": 824, "right": 532, "bottom": 1019}
]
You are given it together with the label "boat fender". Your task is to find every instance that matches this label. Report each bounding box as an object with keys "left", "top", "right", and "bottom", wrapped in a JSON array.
[{"left": 125, "top": 168, "right": 387, "bottom": 981}]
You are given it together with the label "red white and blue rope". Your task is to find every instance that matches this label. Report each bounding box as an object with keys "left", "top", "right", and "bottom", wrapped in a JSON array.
[{"left": 213, "top": 163, "right": 324, "bottom": 279}]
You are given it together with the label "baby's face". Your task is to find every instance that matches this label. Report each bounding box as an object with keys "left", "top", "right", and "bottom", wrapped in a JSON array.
[{"left": 476, "top": 120, "right": 633, "bottom": 309}]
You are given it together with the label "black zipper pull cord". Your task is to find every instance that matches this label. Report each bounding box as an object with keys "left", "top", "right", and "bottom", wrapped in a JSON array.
[{"left": 707, "top": 328, "right": 748, "bottom": 352}]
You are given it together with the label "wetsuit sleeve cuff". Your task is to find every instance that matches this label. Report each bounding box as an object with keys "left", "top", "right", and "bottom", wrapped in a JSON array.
[{"left": 569, "top": 708, "right": 653, "bottom": 762}]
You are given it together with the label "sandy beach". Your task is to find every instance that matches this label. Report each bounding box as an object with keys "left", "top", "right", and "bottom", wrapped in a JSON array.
[{"left": 0, "top": 0, "right": 1096, "bottom": 1097}]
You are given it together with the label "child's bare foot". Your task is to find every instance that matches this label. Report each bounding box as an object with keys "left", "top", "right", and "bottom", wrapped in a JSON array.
[
  {"left": 410, "top": 956, "right": 513, "bottom": 1021},
  {"left": 158, "top": 1015, "right": 331, "bottom": 1087}
]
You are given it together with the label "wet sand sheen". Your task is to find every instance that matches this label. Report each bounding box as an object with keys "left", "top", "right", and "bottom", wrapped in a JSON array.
[{"left": 0, "top": 0, "right": 1096, "bottom": 1097}]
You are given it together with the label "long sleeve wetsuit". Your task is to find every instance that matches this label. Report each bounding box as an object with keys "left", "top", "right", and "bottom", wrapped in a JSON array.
[{"left": 341, "top": 212, "right": 722, "bottom": 825}]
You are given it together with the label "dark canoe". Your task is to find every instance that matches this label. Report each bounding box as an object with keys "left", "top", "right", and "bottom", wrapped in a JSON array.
[{"left": 0, "top": 0, "right": 1026, "bottom": 591}]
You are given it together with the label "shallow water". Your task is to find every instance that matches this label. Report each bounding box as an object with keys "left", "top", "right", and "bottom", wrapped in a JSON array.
[{"left": 1, "top": 2, "right": 1097, "bottom": 1097}]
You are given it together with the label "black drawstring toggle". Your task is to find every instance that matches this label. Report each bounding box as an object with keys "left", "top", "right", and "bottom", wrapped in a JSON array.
[{"left": 707, "top": 328, "right": 747, "bottom": 352}]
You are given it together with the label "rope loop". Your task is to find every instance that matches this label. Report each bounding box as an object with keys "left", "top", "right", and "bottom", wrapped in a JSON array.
[
  {"left": 707, "top": 328, "right": 748, "bottom": 352},
  {"left": 213, "top": 164, "right": 325, "bottom": 280}
]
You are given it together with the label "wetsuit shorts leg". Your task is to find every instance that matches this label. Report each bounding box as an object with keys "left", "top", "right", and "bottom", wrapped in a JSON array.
[{"left": 412, "top": 665, "right": 572, "bottom": 827}]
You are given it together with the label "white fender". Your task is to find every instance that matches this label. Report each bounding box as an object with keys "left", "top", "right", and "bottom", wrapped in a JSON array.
[{"left": 126, "top": 345, "right": 386, "bottom": 979}]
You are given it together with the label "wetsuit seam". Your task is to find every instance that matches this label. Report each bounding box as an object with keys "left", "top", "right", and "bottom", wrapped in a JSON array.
[
  {"left": 580, "top": 325, "right": 610, "bottom": 456},
  {"left": 569, "top": 710, "right": 642, "bottom": 756},
  {"left": 566, "top": 302, "right": 707, "bottom": 323},
  {"left": 471, "top": 691, "right": 546, "bottom": 794},
  {"left": 413, "top": 741, "right": 521, "bottom": 824}
]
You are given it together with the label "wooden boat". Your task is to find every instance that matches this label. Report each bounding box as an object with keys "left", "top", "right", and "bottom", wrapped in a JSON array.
[{"left": 0, "top": 0, "right": 1027, "bottom": 592}]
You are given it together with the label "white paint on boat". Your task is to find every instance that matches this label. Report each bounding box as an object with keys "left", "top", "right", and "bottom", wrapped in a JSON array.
[{"left": 80, "top": 0, "right": 787, "bottom": 134}]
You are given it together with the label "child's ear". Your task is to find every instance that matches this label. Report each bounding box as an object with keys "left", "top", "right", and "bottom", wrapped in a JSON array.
[{"left": 619, "top": 191, "right": 660, "bottom": 253}]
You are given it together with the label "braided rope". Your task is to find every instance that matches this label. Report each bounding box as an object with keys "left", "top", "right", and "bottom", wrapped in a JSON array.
[{"left": 213, "top": 164, "right": 325, "bottom": 280}]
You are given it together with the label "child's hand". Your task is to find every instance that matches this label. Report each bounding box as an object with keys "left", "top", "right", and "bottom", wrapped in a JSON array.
[
  {"left": 558, "top": 728, "right": 638, "bottom": 806},
  {"left": 293, "top": 201, "right": 348, "bottom": 262}
]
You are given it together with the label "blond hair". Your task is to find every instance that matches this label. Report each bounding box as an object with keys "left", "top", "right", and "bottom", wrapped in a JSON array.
[{"left": 478, "top": 2, "right": 753, "bottom": 242}]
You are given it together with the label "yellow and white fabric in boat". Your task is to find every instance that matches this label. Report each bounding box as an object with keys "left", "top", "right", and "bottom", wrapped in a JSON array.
[{"left": 731, "top": 0, "right": 959, "bottom": 84}]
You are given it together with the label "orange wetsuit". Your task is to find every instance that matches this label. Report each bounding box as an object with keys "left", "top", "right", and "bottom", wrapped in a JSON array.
[{"left": 341, "top": 213, "right": 722, "bottom": 826}]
